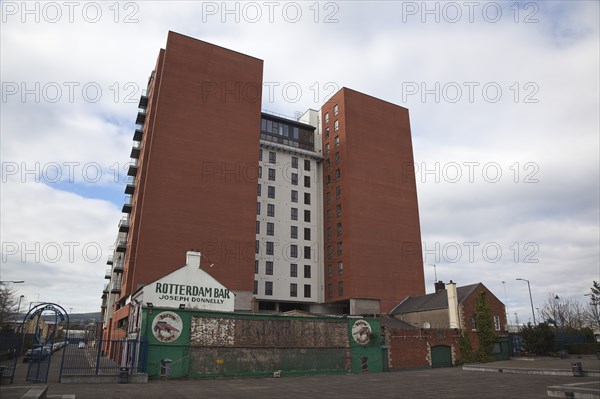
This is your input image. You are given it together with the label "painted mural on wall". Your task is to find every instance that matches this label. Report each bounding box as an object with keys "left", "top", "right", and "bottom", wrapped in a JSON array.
[
  {"left": 351, "top": 319, "right": 372, "bottom": 346},
  {"left": 152, "top": 311, "right": 183, "bottom": 343}
]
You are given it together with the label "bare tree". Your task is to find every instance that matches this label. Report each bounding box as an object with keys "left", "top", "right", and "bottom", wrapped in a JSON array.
[
  {"left": 584, "top": 281, "right": 600, "bottom": 331},
  {"left": 539, "top": 293, "right": 586, "bottom": 329},
  {"left": 0, "top": 283, "right": 18, "bottom": 329}
]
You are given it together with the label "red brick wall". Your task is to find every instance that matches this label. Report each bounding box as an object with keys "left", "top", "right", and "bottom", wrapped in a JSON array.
[
  {"left": 121, "top": 32, "right": 263, "bottom": 302},
  {"left": 386, "top": 328, "right": 461, "bottom": 369},
  {"left": 321, "top": 88, "right": 425, "bottom": 312},
  {"left": 460, "top": 284, "right": 508, "bottom": 350}
]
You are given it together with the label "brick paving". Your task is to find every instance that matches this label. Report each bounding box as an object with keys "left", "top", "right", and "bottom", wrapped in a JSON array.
[{"left": 2, "top": 356, "right": 599, "bottom": 398}]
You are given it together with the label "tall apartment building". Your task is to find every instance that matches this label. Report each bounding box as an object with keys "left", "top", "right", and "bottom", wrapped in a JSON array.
[{"left": 101, "top": 32, "right": 424, "bottom": 339}]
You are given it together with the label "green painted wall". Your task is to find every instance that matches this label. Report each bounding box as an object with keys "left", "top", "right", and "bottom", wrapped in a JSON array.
[{"left": 141, "top": 308, "right": 382, "bottom": 379}]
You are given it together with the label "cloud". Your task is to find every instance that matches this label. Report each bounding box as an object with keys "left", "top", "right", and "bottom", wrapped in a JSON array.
[{"left": 1, "top": 1, "right": 598, "bottom": 316}]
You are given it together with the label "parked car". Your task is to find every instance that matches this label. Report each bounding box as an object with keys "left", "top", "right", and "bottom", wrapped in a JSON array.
[
  {"left": 23, "top": 347, "right": 45, "bottom": 363},
  {"left": 78, "top": 342, "right": 85, "bottom": 349}
]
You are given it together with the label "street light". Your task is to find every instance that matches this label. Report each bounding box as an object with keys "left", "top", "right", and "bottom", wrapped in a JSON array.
[
  {"left": 16, "top": 295, "right": 24, "bottom": 332},
  {"left": 0, "top": 280, "right": 25, "bottom": 284},
  {"left": 516, "top": 278, "right": 536, "bottom": 325}
]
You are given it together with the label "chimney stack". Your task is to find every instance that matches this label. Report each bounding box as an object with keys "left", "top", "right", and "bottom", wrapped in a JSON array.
[
  {"left": 447, "top": 280, "right": 459, "bottom": 329},
  {"left": 434, "top": 281, "right": 445, "bottom": 293},
  {"left": 186, "top": 251, "right": 201, "bottom": 268}
]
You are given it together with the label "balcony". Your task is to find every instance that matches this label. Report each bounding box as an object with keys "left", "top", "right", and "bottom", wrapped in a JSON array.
[
  {"left": 131, "top": 141, "right": 142, "bottom": 159},
  {"left": 107, "top": 255, "right": 113, "bottom": 265},
  {"left": 105, "top": 269, "right": 111, "bottom": 279},
  {"left": 138, "top": 95, "right": 148, "bottom": 109},
  {"left": 121, "top": 195, "right": 132, "bottom": 214},
  {"left": 103, "top": 284, "right": 109, "bottom": 294},
  {"left": 125, "top": 176, "right": 135, "bottom": 195},
  {"left": 113, "top": 260, "right": 124, "bottom": 273},
  {"left": 135, "top": 111, "right": 146, "bottom": 125},
  {"left": 127, "top": 159, "right": 138, "bottom": 177},
  {"left": 111, "top": 281, "right": 121, "bottom": 294},
  {"left": 118, "top": 216, "right": 130, "bottom": 233},
  {"left": 133, "top": 128, "right": 143, "bottom": 141},
  {"left": 116, "top": 239, "right": 127, "bottom": 253}
]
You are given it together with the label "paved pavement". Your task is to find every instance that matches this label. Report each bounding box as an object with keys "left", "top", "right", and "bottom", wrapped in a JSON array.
[
  {"left": 2, "top": 356, "right": 599, "bottom": 398},
  {"left": 2, "top": 357, "right": 600, "bottom": 399}
]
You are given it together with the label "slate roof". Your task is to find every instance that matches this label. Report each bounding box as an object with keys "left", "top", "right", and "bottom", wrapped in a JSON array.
[
  {"left": 389, "top": 283, "right": 480, "bottom": 315},
  {"left": 378, "top": 316, "right": 417, "bottom": 330}
]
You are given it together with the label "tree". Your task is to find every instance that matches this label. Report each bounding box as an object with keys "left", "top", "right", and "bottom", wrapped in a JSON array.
[
  {"left": 584, "top": 281, "right": 600, "bottom": 331},
  {"left": 473, "top": 292, "right": 496, "bottom": 362},
  {"left": 539, "top": 293, "right": 586, "bottom": 329},
  {"left": 0, "top": 283, "right": 18, "bottom": 331},
  {"left": 520, "top": 322, "right": 557, "bottom": 355}
]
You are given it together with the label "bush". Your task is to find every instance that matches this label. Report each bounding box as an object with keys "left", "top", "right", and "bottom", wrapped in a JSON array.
[
  {"left": 520, "top": 322, "right": 557, "bottom": 355},
  {"left": 566, "top": 343, "right": 600, "bottom": 355}
]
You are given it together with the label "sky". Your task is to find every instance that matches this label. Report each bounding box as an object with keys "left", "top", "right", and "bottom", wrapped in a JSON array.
[{"left": 1, "top": 1, "right": 599, "bottom": 320}]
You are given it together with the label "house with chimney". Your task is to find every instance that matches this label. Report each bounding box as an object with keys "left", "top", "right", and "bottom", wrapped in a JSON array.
[{"left": 388, "top": 281, "right": 510, "bottom": 362}]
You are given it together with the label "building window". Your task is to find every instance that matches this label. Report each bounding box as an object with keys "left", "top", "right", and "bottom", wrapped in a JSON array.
[
  {"left": 290, "top": 263, "right": 298, "bottom": 277},
  {"left": 335, "top": 152, "right": 340, "bottom": 164},
  {"left": 304, "top": 176, "right": 310, "bottom": 188},
  {"left": 291, "top": 190, "right": 298, "bottom": 203},
  {"left": 291, "top": 225, "right": 298, "bottom": 239},
  {"left": 325, "top": 127, "right": 330, "bottom": 138},
  {"left": 325, "top": 175, "right": 330, "bottom": 185},
  {"left": 337, "top": 241, "right": 342, "bottom": 256},
  {"left": 304, "top": 209, "right": 311, "bottom": 222},
  {"left": 304, "top": 160, "right": 311, "bottom": 171},
  {"left": 335, "top": 169, "right": 340, "bottom": 181},
  {"left": 333, "top": 104, "right": 339, "bottom": 115},
  {"left": 257, "top": 184, "right": 261, "bottom": 196},
  {"left": 266, "top": 241, "right": 274, "bottom": 255},
  {"left": 269, "top": 151, "right": 276, "bottom": 164},
  {"left": 259, "top": 149, "right": 263, "bottom": 161},
  {"left": 254, "top": 260, "right": 259, "bottom": 274},
  {"left": 325, "top": 143, "right": 330, "bottom": 154},
  {"left": 253, "top": 280, "right": 258, "bottom": 294},
  {"left": 326, "top": 209, "right": 331, "bottom": 220},
  {"left": 255, "top": 240, "right": 259, "bottom": 254},
  {"left": 268, "top": 186, "right": 275, "bottom": 199},
  {"left": 325, "top": 159, "right": 330, "bottom": 171},
  {"left": 336, "top": 204, "right": 342, "bottom": 217},
  {"left": 258, "top": 166, "right": 262, "bottom": 179},
  {"left": 326, "top": 192, "right": 331, "bottom": 204},
  {"left": 304, "top": 264, "right": 311, "bottom": 278},
  {"left": 292, "top": 156, "right": 298, "bottom": 169},
  {"left": 267, "top": 204, "right": 275, "bottom": 217},
  {"left": 291, "top": 207, "right": 298, "bottom": 221},
  {"left": 266, "top": 261, "right": 273, "bottom": 275},
  {"left": 265, "top": 281, "right": 273, "bottom": 296},
  {"left": 334, "top": 136, "right": 340, "bottom": 147},
  {"left": 338, "top": 261, "right": 344, "bottom": 275},
  {"left": 291, "top": 173, "right": 298, "bottom": 186},
  {"left": 324, "top": 112, "right": 329, "bottom": 123},
  {"left": 335, "top": 186, "right": 341, "bottom": 199},
  {"left": 471, "top": 317, "right": 477, "bottom": 331},
  {"left": 304, "top": 192, "right": 311, "bottom": 205},
  {"left": 304, "top": 284, "right": 311, "bottom": 298},
  {"left": 326, "top": 227, "right": 332, "bottom": 240},
  {"left": 290, "top": 244, "right": 298, "bottom": 259},
  {"left": 494, "top": 315, "right": 501, "bottom": 331},
  {"left": 327, "top": 245, "right": 333, "bottom": 258},
  {"left": 337, "top": 223, "right": 342, "bottom": 236},
  {"left": 268, "top": 168, "right": 276, "bottom": 181},
  {"left": 338, "top": 281, "right": 344, "bottom": 296},
  {"left": 303, "top": 246, "right": 311, "bottom": 260},
  {"left": 256, "top": 221, "right": 260, "bottom": 234},
  {"left": 327, "top": 283, "right": 333, "bottom": 297},
  {"left": 290, "top": 283, "right": 297, "bottom": 297},
  {"left": 334, "top": 120, "right": 339, "bottom": 131},
  {"left": 267, "top": 222, "right": 274, "bottom": 236},
  {"left": 257, "top": 202, "right": 261, "bottom": 215},
  {"left": 304, "top": 228, "right": 311, "bottom": 241},
  {"left": 327, "top": 264, "right": 332, "bottom": 277}
]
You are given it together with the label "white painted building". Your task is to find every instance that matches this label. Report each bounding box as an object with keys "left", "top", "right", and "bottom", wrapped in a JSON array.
[{"left": 254, "top": 109, "right": 325, "bottom": 312}]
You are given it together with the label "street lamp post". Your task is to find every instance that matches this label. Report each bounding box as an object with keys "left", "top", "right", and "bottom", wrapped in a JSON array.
[
  {"left": 16, "top": 295, "right": 24, "bottom": 332},
  {"left": 516, "top": 278, "right": 536, "bottom": 325}
]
